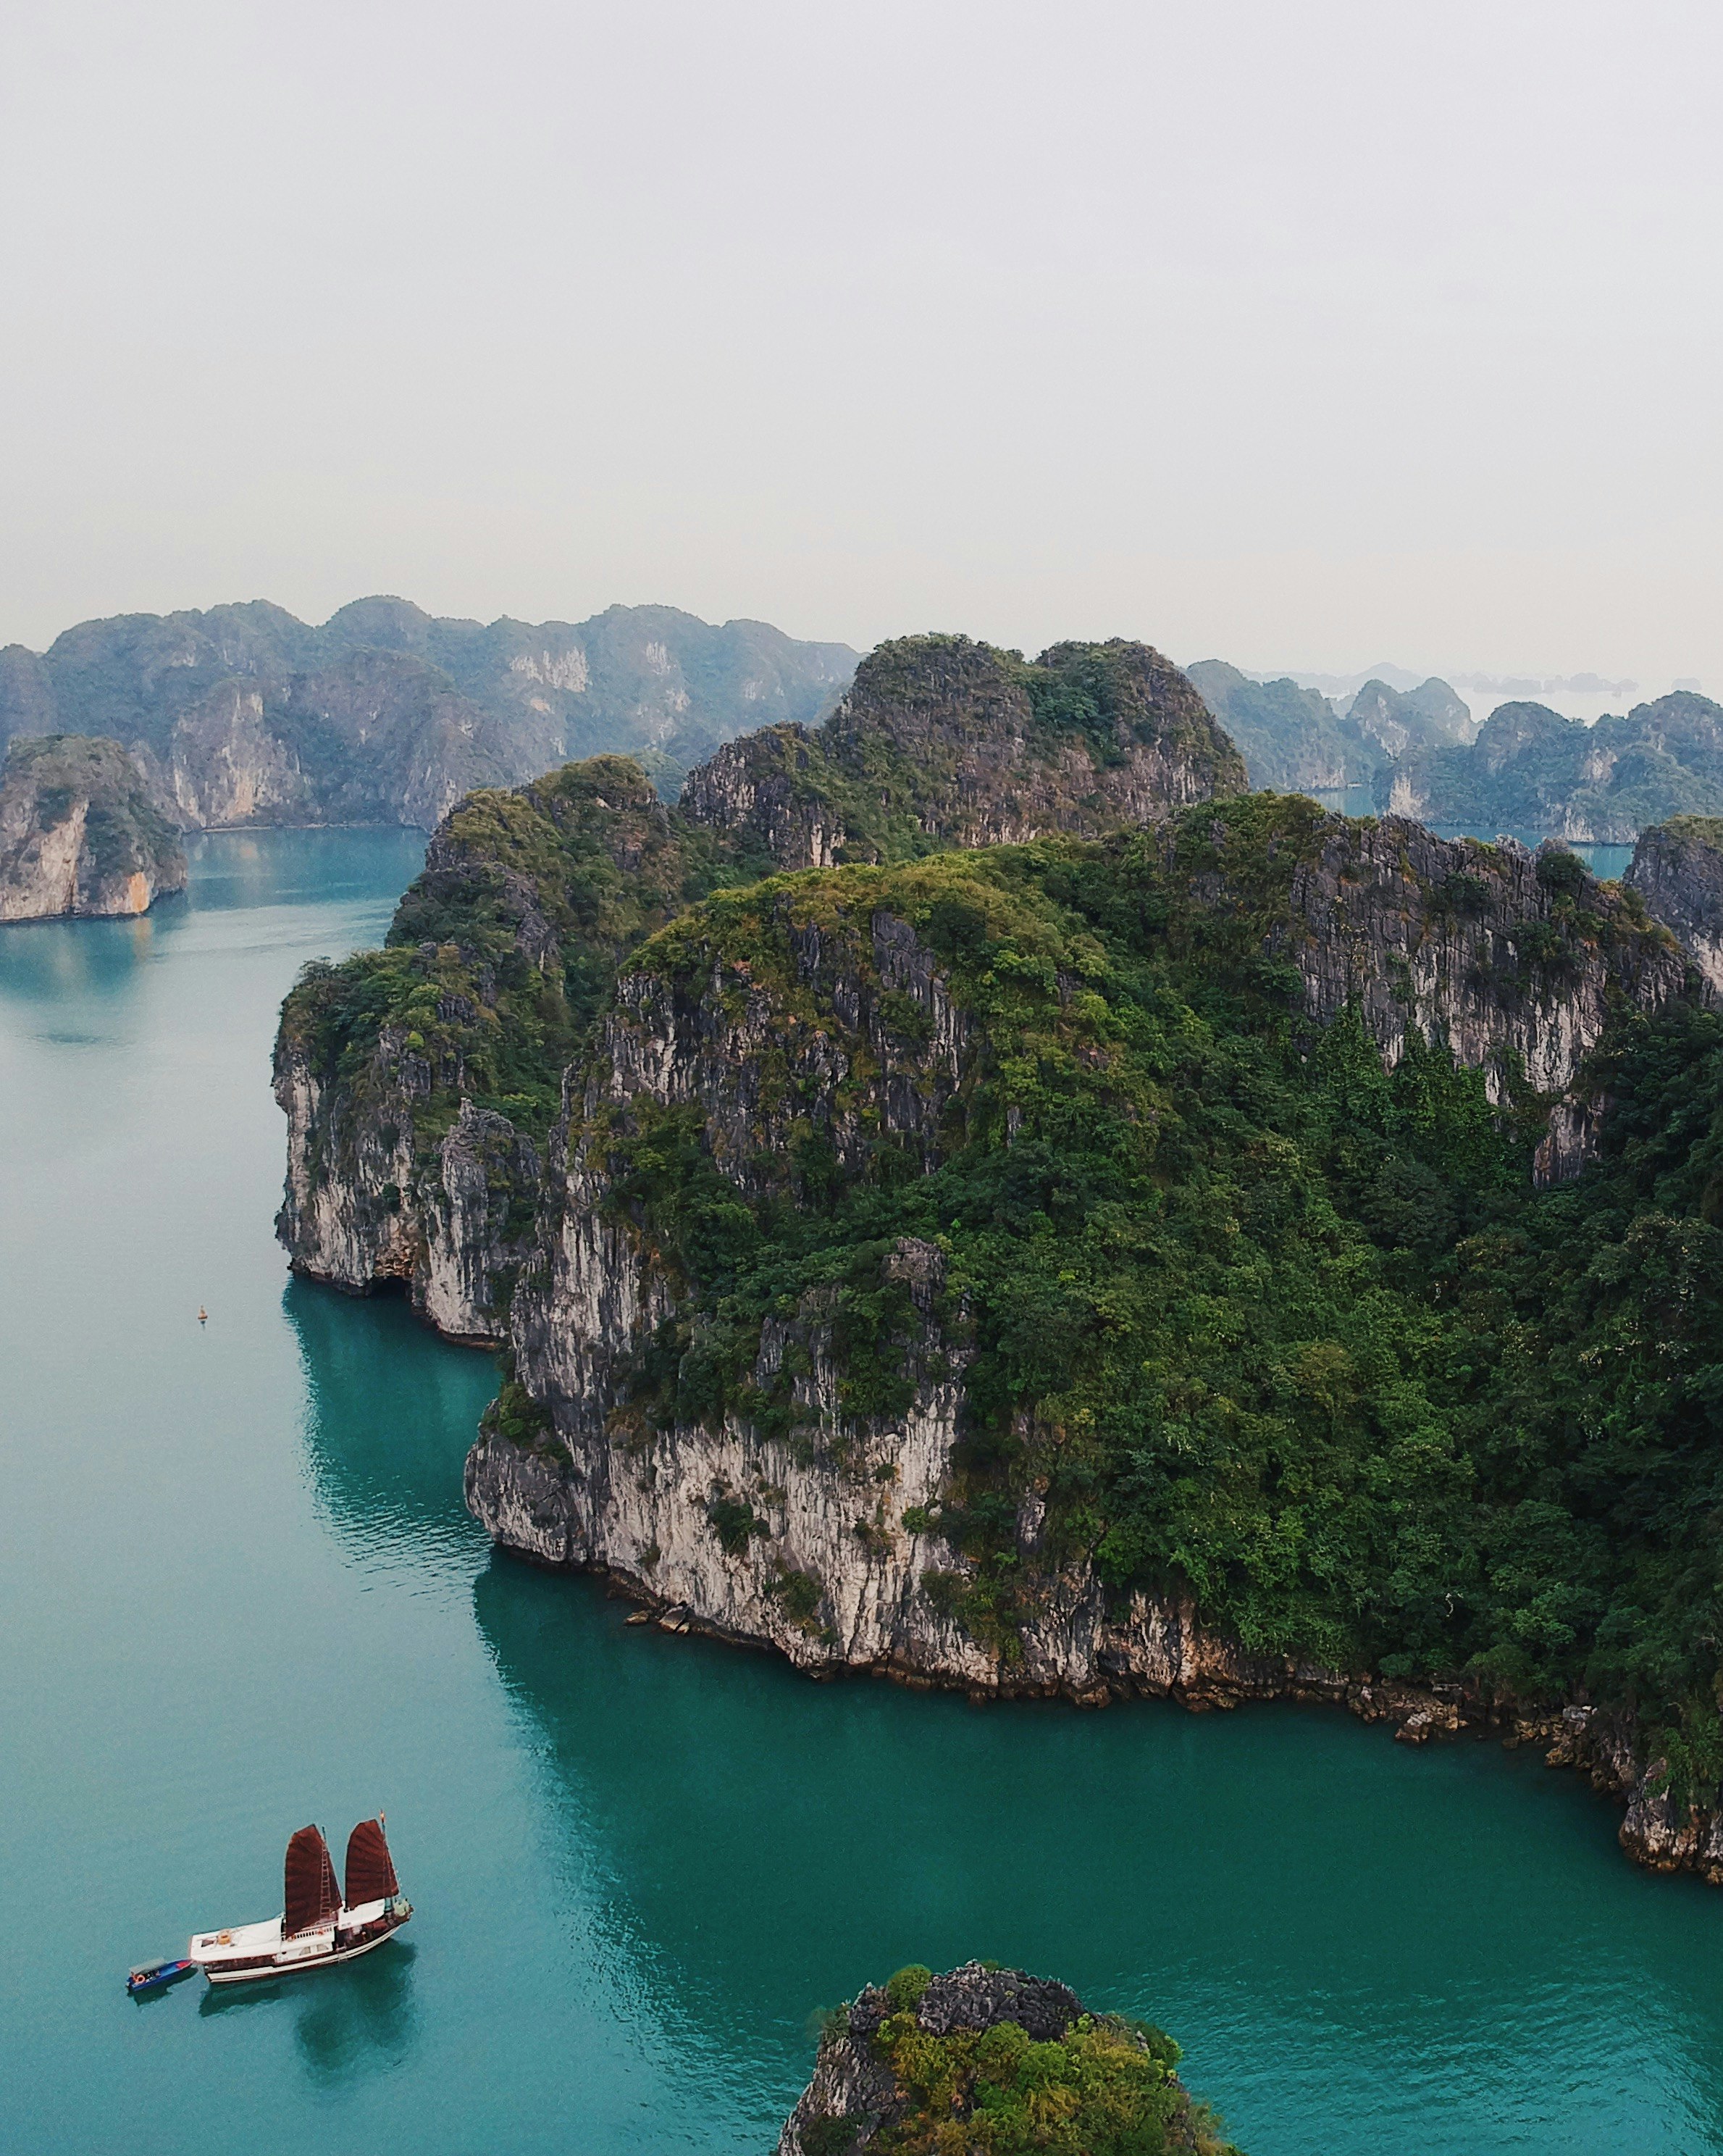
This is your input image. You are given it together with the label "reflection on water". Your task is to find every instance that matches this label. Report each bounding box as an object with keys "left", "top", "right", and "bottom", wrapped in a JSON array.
[
  {"left": 285, "top": 1277, "right": 498, "bottom": 1574},
  {"left": 0, "top": 905, "right": 177, "bottom": 1024},
  {"left": 185, "top": 827, "right": 429, "bottom": 914},
  {"left": 198, "top": 1942, "right": 420, "bottom": 2083},
  {"left": 8, "top": 823, "right": 1723, "bottom": 2156},
  {"left": 468, "top": 1552, "right": 1723, "bottom": 2155}
]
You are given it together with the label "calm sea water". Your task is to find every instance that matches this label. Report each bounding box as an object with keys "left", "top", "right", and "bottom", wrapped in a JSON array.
[{"left": 1, "top": 830, "right": 1720, "bottom": 2156}]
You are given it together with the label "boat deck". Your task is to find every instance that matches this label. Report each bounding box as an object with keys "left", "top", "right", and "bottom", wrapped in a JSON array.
[{"left": 191, "top": 1898, "right": 395, "bottom": 1978}]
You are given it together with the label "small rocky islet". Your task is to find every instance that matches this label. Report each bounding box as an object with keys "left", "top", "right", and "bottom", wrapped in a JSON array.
[
  {"left": 0, "top": 732, "right": 186, "bottom": 921},
  {"left": 269, "top": 626, "right": 1723, "bottom": 1888},
  {"left": 777, "top": 1961, "right": 1239, "bottom": 2155}
]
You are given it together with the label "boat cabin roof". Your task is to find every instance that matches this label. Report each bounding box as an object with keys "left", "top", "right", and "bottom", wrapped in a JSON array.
[{"left": 190, "top": 1900, "right": 390, "bottom": 1964}]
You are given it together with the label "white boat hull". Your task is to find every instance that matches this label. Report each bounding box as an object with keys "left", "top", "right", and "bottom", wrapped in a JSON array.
[
  {"left": 201, "top": 1920, "right": 406, "bottom": 1985},
  {"left": 191, "top": 1897, "right": 411, "bottom": 1985}
]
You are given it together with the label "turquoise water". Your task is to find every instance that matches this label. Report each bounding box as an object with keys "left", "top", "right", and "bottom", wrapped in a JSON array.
[{"left": 2, "top": 830, "right": 1721, "bottom": 2155}]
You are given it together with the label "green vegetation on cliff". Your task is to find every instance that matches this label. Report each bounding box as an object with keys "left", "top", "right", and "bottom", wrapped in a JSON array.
[
  {"left": 1, "top": 596, "right": 857, "bottom": 825},
  {"left": 860, "top": 2004, "right": 1200, "bottom": 2155},
  {"left": 1381, "top": 691, "right": 1723, "bottom": 839},
  {"left": 277, "top": 627, "right": 1246, "bottom": 1150},
  {"left": 590, "top": 796, "right": 1722, "bottom": 1768},
  {"left": 278, "top": 756, "right": 763, "bottom": 1140},
  {"left": 682, "top": 635, "right": 1248, "bottom": 865},
  {"left": 791, "top": 1962, "right": 1237, "bottom": 2156},
  {"left": 1185, "top": 661, "right": 1362, "bottom": 790}
]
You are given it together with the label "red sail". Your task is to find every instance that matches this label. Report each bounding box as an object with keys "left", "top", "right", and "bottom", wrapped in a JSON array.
[
  {"left": 283, "top": 1825, "right": 341, "bottom": 1936},
  {"left": 343, "top": 1818, "right": 398, "bottom": 1907}
]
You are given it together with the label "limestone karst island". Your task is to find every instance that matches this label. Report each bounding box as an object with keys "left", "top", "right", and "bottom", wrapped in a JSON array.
[
  {"left": 258, "top": 624, "right": 1723, "bottom": 1894},
  {"left": 12, "top": 10, "right": 1723, "bottom": 2151},
  {"left": 14, "top": 614, "right": 1723, "bottom": 2150}
]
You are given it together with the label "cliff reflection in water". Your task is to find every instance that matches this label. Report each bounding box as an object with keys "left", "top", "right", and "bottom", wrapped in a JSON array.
[
  {"left": 282, "top": 1266, "right": 1723, "bottom": 2153},
  {"left": 0, "top": 906, "right": 169, "bottom": 1026},
  {"left": 468, "top": 1550, "right": 1723, "bottom": 2152},
  {"left": 285, "top": 1275, "right": 498, "bottom": 1574}
]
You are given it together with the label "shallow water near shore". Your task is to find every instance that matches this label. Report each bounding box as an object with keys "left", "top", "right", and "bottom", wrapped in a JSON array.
[{"left": 1, "top": 828, "right": 1721, "bottom": 2156}]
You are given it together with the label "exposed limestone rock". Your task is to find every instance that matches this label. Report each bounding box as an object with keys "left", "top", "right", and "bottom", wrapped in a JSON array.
[
  {"left": 1373, "top": 690, "right": 1723, "bottom": 841},
  {"left": 1186, "top": 659, "right": 1356, "bottom": 791},
  {"left": 1262, "top": 814, "right": 1682, "bottom": 1113},
  {"left": 272, "top": 755, "right": 745, "bottom": 1337},
  {"left": 0, "top": 734, "right": 187, "bottom": 922},
  {"left": 273, "top": 1043, "right": 537, "bottom": 1344},
  {"left": 468, "top": 820, "right": 1675, "bottom": 1679},
  {"left": 1626, "top": 815, "right": 1723, "bottom": 999},
  {"left": 151, "top": 682, "right": 310, "bottom": 827}
]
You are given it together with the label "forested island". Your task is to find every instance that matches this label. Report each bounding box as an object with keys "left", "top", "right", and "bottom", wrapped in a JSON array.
[
  {"left": 779, "top": 1963, "right": 1238, "bottom": 2155},
  {"left": 1377, "top": 692, "right": 1723, "bottom": 840},
  {"left": 11, "top": 588, "right": 1721, "bottom": 847},
  {"left": 1188, "top": 661, "right": 1474, "bottom": 793},
  {"left": 273, "top": 629, "right": 1723, "bottom": 1886}
]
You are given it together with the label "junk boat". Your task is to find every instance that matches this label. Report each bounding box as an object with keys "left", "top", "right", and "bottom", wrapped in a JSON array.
[
  {"left": 189, "top": 1818, "right": 411, "bottom": 1986},
  {"left": 127, "top": 1957, "right": 197, "bottom": 1996}
]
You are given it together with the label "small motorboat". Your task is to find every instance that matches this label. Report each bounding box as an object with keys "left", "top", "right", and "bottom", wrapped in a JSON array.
[
  {"left": 188, "top": 1817, "right": 411, "bottom": 1986},
  {"left": 127, "top": 1957, "right": 198, "bottom": 1997}
]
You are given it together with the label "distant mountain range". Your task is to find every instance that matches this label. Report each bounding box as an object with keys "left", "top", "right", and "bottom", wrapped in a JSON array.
[
  {"left": 1186, "top": 660, "right": 1475, "bottom": 793},
  {"left": 1190, "top": 659, "right": 1723, "bottom": 840},
  {"left": 0, "top": 598, "right": 858, "bottom": 830},
  {"left": 1378, "top": 693, "right": 1723, "bottom": 841},
  {"left": 9, "top": 596, "right": 1721, "bottom": 848}
]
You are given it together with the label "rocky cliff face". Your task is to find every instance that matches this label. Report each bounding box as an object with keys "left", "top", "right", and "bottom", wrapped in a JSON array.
[
  {"left": 467, "top": 803, "right": 1679, "bottom": 1696},
  {"left": 1185, "top": 659, "right": 1355, "bottom": 790},
  {"left": 274, "top": 756, "right": 747, "bottom": 1337},
  {"left": 274, "top": 1043, "right": 540, "bottom": 1343},
  {"left": 1265, "top": 819, "right": 1681, "bottom": 1116},
  {"left": 0, "top": 734, "right": 187, "bottom": 921},
  {"left": 474, "top": 811, "right": 1667, "bottom": 1644},
  {"left": 778, "top": 1962, "right": 1232, "bottom": 2155},
  {"left": 274, "top": 632, "right": 1245, "bottom": 1329},
  {"left": 454, "top": 800, "right": 1723, "bottom": 1881},
  {"left": 1346, "top": 674, "right": 1475, "bottom": 757},
  {"left": 681, "top": 635, "right": 1246, "bottom": 867},
  {"left": 3, "top": 597, "right": 856, "bottom": 831},
  {"left": 1626, "top": 816, "right": 1723, "bottom": 998},
  {"left": 1184, "top": 664, "right": 1475, "bottom": 795},
  {"left": 275, "top": 714, "right": 1723, "bottom": 1889}
]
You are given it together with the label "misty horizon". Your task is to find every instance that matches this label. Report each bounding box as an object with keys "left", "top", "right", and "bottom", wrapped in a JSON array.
[{"left": 6, "top": 3, "right": 1722, "bottom": 689}]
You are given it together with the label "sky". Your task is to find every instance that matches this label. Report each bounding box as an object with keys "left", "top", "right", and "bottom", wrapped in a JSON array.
[{"left": 3, "top": 0, "right": 1721, "bottom": 690}]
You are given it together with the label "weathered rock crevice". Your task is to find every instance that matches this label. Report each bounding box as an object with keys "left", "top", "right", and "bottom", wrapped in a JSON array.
[{"left": 273, "top": 1041, "right": 536, "bottom": 1344}]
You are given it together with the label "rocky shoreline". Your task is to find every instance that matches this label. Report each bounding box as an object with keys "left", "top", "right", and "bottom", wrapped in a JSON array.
[
  {"left": 466, "top": 1388, "right": 1723, "bottom": 1897},
  {"left": 0, "top": 733, "right": 187, "bottom": 921}
]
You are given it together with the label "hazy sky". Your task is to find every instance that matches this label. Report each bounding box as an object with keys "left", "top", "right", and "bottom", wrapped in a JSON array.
[{"left": 4, "top": 1, "right": 1721, "bottom": 687}]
